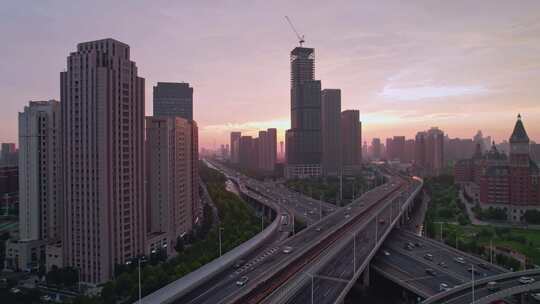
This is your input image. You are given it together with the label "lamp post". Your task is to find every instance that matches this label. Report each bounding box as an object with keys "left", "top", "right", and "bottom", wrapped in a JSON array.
[
  {"left": 471, "top": 263, "right": 475, "bottom": 304},
  {"left": 306, "top": 272, "right": 314, "bottom": 304},
  {"left": 319, "top": 194, "right": 323, "bottom": 221},
  {"left": 127, "top": 256, "right": 147, "bottom": 304}
]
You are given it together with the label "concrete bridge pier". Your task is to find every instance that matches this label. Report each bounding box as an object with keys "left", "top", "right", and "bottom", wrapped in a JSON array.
[{"left": 361, "top": 264, "right": 370, "bottom": 289}]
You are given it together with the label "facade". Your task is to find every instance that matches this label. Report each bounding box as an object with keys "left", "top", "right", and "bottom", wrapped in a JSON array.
[
  {"left": 0, "top": 166, "right": 18, "bottom": 213},
  {"left": 239, "top": 136, "right": 255, "bottom": 169},
  {"left": 531, "top": 143, "right": 540, "bottom": 164},
  {"left": 257, "top": 129, "right": 276, "bottom": 172},
  {"left": 267, "top": 128, "right": 277, "bottom": 171},
  {"left": 0, "top": 143, "right": 18, "bottom": 166},
  {"left": 230, "top": 132, "right": 241, "bottom": 164},
  {"left": 445, "top": 137, "right": 476, "bottom": 162},
  {"left": 153, "top": 82, "right": 193, "bottom": 120},
  {"left": 285, "top": 47, "right": 322, "bottom": 178},
  {"left": 415, "top": 127, "right": 444, "bottom": 176},
  {"left": 321, "top": 89, "right": 341, "bottom": 176},
  {"left": 454, "top": 115, "right": 540, "bottom": 222},
  {"left": 404, "top": 139, "right": 415, "bottom": 163},
  {"left": 18, "top": 100, "right": 62, "bottom": 243},
  {"left": 371, "top": 138, "right": 382, "bottom": 160},
  {"left": 341, "top": 110, "right": 361, "bottom": 174},
  {"left": 145, "top": 116, "right": 197, "bottom": 256},
  {"left": 60, "top": 39, "right": 146, "bottom": 284}
]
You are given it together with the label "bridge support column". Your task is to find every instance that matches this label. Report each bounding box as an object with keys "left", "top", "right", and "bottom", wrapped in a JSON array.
[{"left": 361, "top": 264, "right": 370, "bottom": 289}]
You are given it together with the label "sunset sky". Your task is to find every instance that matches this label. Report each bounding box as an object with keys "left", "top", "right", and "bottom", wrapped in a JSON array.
[{"left": 1, "top": 0, "right": 539, "bottom": 148}]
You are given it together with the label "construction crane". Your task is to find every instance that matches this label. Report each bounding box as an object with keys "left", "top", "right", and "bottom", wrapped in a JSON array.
[{"left": 285, "top": 16, "right": 305, "bottom": 47}]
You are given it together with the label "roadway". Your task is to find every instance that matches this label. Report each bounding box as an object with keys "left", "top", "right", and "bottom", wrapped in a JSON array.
[
  {"left": 173, "top": 160, "right": 342, "bottom": 304},
  {"left": 178, "top": 167, "right": 409, "bottom": 304},
  {"left": 263, "top": 178, "right": 419, "bottom": 304},
  {"left": 210, "top": 160, "right": 337, "bottom": 225},
  {"left": 422, "top": 269, "right": 540, "bottom": 304},
  {"left": 373, "top": 229, "right": 507, "bottom": 299}
]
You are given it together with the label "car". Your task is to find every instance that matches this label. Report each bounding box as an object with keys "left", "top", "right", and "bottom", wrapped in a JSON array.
[
  {"left": 487, "top": 281, "right": 500, "bottom": 292},
  {"left": 519, "top": 276, "right": 535, "bottom": 284},
  {"left": 382, "top": 250, "right": 391, "bottom": 256},
  {"left": 10, "top": 287, "right": 21, "bottom": 294},
  {"left": 439, "top": 283, "right": 450, "bottom": 292},
  {"left": 379, "top": 219, "right": 386, "bottom": 225},
  {"left": 236, "top": 276, "right": 249, "bottom": 286},
  {"left": 438, "top": 261, "right": 448, "bottom": 268},
  {"left": 454, "top": 257, "right": 465, "bottom": 264},
  {"left": 345, "top": 214, "right": 351, "bottom": 219},
  {"left": 41, "top": 295, "right": 52, "bottom": 302},
  {"left": 414, "top": 242, "right": 422, "bottom": 247},
  {"left": 315, "top": 227, "right": 322, "bottom": 232},
  {"left": 425, "top": 268, "right": 437, "bottom": 276},
  {"left": 282, "top": 246, "right": 293, "bottom": 254},
  {"left": 404, "top": 244, "right": 414, "bottom": 251},
  {"left": 424, "top": 253, "right": 434, "bottom": 261}
]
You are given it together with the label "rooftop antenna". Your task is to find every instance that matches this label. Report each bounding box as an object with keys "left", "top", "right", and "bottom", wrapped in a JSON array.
[{"left": 285, "top": 16, "right": 305, "bottom": 47}]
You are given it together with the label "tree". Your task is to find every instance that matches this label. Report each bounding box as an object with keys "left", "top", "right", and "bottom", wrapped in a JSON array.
[{"left": 523, "top": 210, "right": 540, "bottom": 224}]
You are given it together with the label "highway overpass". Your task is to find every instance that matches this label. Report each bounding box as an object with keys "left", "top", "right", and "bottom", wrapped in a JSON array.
[
  {"left": 141, "top": 162, "right": 424, "bottom": 304},
  {"left": 423, "top": 269, "right": 540, "bottom": 304},
  {"left": 373, "top": 229, "right": 507, "bottom": 299},
  {"left": 227, "top": 173, "right": 423, "bottom": 304}
]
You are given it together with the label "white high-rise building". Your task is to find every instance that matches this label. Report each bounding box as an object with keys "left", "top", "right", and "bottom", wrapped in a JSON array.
[{"left": 18, "top": 100, "right": 62, "bottom": 242}]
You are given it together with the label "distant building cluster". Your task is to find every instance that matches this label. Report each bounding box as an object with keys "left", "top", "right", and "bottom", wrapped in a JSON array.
[
  {"left": 455, "top": 115, "right": 540, "bottom": 222},
  {"left": 4, "top": 39, "right": 200, "bottom": 286},
  {"left": 230, "top": 128, "right": 277, "bottom": 172},
  {"left": 364, "top": 126, "right": 502, "bottom": 178}
]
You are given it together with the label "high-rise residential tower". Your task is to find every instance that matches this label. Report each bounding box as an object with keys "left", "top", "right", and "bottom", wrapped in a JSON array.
[
  {"left": 153, "top": 82, "right": 194, "bottom": 120},
  {"left": 60, "top": 39, "right": 146, "bottom": 284},
  {"left": 18, "top": 100, "right": 63, "bottom": 242},
  {"left": 341, "top": 110, "right": 361, "bottom": 174},
  {"left": 321, "top": 89, "right": 341, "bottom": 176},
  {"left": 285, "top": 47, "right": 322, "bottom": 178},
  {"left": 145, "top": 117, "right": 197, "bottom": 255},
  {"left": 230, "top": 132, "right": 241, "bottom": 164}
]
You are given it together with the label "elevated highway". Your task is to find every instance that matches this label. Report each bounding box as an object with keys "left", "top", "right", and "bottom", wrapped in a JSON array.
[
  {"left": 373, "top": 229, "right": 507, "bottom": 299},
  {"left": 227, "top": 174, "right": 423, "bottom": 304},
  {"left": 422, "top": 269, "right": 540, "bottom": 304},
  {"left": 142, "top": 162, "right": 424, "bottom": 304}
]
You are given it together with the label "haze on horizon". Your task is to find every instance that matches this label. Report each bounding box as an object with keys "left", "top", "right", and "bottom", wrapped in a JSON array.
[{"left": 1, "top": 0, "right": 539, "bottom": 148}]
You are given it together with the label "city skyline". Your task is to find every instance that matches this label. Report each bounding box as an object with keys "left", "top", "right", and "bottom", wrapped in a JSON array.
[{"left": 2, "top": 1, "right": 540, "bottom": 148}]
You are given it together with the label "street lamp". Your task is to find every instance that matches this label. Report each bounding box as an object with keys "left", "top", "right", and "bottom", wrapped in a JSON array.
[
  {"left": 127, "top": 255, "right": 147, "bottom": 304},
  {"left": 471, "top": 263, "right": 475, "bottom": 304},
  {"left": 306, "top": 272, "right": 315, "bottom": 304}
]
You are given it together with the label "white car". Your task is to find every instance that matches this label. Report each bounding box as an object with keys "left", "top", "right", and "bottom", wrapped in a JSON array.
[
  {"left": 236, "top": 276, "right": 249, "bottom": 286},
  {"left": 282, "top": 246, "right": 293, "bottom": 254},
  {"left": 382, "top": 250, "right": 391, "bottom": 256},
  {"left": 439, "top": 283, "right": 450, "bottom": 292},
  {"left": 519, "top": 276, "right": 535, "bottom": 284},
  {"left": 454, "top": 257, "right": 465, "bottom": 264}
]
